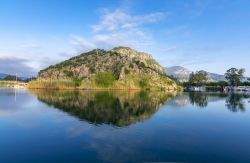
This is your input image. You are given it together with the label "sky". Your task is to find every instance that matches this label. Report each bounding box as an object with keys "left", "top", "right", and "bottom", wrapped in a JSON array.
[{"left": 0, "top": 0, "right": 250, "bottom": 77}]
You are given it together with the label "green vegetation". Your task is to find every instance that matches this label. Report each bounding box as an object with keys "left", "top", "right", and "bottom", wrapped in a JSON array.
[
  {"left": 95, "top": 72, "right": 116, "bottom": 87},
  {"left": 33, "top": 47, "right": 177, "bottom": 90},
  {"left": 225, "top": 68, "right": 245, "bottom": 86},
  {"left": 73, "top": 77, "right": 83, "bottom": 87},
  {"left": 177, "top": 86, "right": 183, "bottom": 92},
  {"left": 0, "top": 81, "right": 9, "bottom": 87},
  {"left": 189, "top": 70, "right": 208, "bottom": 86},
  {"left": 181, "top": 67, "right": 249, "bottom": 91},
  {"left": 146, "top": 58, "right": 158, "bottom": 65},
  {"left": 31, "top": 90, "right": 176, "bottom": 126},
  {"left": 63, "top": 70, "right": 74, "bottom": 77},
  {"left": 139, "top": 78, "right": 149, "bottom": 89},
  {"left": 124, "top": 68, "right": 130, "bottom": 75},
  {"left": 28, "top": 80, "right": 80, "bottom": 90}
]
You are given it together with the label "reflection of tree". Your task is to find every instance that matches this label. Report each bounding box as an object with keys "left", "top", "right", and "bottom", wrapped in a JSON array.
[
  {"left": 31, "top": 90, "right": 175, "bottom": 127},
  {"left": 189, "top": 93, "right": 208, "bottom": 108},
  {"left": 225, "top": 93, "right": 250, "bottom": 112}
]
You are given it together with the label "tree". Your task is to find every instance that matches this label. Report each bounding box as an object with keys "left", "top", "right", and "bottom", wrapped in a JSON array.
[
  {"left": 188, "top": 72, "right": 195, "bottom": 85},
  {"left": 188, "top": 71, "right": 208, "bottom": 86},
  {"left": 225, "top": 68, "right": 245, "bottom": 86},
  {"left": 3, "top": 75, "right": 21, "bottom": 81},
  {"left": 193, "top": 70, "right": 208, "bottom": 86}
]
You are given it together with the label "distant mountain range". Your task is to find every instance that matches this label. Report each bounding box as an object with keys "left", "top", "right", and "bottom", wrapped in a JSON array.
[
  {"left": 0, "top": 73, "right": 30, "bottom": 81},
  {"left": 165, "top": 66, "right": 226, "bottom": 82},
  {"left": 0, "top": 73, "right": 8, "bottom": 79}
]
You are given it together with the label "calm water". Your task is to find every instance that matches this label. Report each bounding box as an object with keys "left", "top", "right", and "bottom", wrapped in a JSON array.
[{"left": 0, "top": 88, "right": 250, "bottom": 163}]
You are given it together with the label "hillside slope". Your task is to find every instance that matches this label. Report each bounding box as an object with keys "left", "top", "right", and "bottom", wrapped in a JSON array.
[{"left": 33, "top": 47, "right": 177, "bottom": 90}]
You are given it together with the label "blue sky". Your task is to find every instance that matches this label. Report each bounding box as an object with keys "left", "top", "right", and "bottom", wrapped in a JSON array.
[{"left": 0, "top": 0, "right": 250, "bottom": 77}]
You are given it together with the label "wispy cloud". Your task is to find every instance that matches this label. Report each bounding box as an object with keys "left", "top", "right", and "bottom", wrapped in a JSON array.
[
  {"left": 162, "top": 47, "right": 178, "bottom": 52},
  {"left": 92, "top": 9, "right": 166, "bottom": 32},
  {"left": 70, "top": 35, "right": 96, "bottom": 52},
  {"left": 70, "top": 8, "right": 168, "bottom": 52}
]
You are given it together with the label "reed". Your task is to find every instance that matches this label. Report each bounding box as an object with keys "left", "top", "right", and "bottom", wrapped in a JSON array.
[{"left": 28, "top": 80, "right": 79, "bottom": 90}]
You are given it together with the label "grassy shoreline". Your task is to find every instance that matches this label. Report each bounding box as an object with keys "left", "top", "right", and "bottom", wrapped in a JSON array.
[{"left": 28, "top": 80, "right": 182, "bottom": 91}]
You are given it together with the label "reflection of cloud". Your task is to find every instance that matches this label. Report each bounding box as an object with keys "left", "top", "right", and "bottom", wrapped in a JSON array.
[
  {"left": 168, "top": 94, "right": 191, "bottom": 107},
  {"left": 0, "top": 56, "right": 36, "bottom": 76},
  {"left": 66, "top": 122, "right": 93, "bottom": 138}
]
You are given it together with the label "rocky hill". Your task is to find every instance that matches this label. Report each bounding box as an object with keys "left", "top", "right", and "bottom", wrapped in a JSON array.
[{"left": 36, "top": 47, "right": 177, "bottom": 90}]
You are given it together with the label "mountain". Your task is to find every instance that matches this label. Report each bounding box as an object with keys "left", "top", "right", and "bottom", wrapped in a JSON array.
[
  {"left": 35, "top": 47, "right": 177, "bottom": 90},
  {"left": 206, "top": 72, "right": 225, "bottom": 81},
  {"left": 0, "top": 73, "right": 30, "bottom": 81},
  {"left": 165, "top": 66, "right": 192, "bottom": 81},
  {"left": 0, "top": 73, "right": 8, "bottom": 79},
  {"left": 165, "top": 66, "right": 226, "bottom": 82}
]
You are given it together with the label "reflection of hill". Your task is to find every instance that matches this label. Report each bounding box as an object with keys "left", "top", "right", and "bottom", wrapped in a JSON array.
[
  {"left": 31, "top": 90, "right": 175, "bottom": 127},
  {"left": 167, "top": 94, "right": 190, "bottom": 107}
]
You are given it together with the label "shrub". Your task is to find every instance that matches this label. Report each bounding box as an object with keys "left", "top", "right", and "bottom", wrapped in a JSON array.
[
  {"left": 146, "top": 59, "right": 157, "bottom": 65},
  {"left": 95, "top": 72, "right": 116, "bottom": 87},
  {"left": 139, "top": 78, "right": 149, "bottom": 89},
  {"left": 73, "top": 77, "right": 82, "bottom": 87},
  {"left": 124, "top": 68, "right": 130, "bottom": 75},
  {"left": 89, "top": 66, "right": 96, "bottom": 73},
  {"left": 177, "top": 86, "right": 183, "bottom": 92},
  {"left": 63, "top": 70, "right": 74, "bottom": 77}
]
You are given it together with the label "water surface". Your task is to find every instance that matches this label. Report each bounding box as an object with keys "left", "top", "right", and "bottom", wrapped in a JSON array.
[{"left": 0, "top": 88, "right": 250, "bottom": 163}]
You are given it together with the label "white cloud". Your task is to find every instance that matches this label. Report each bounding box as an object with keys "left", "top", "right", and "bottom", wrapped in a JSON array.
[
  {"left": 0, "top": 8, "right": 168, "bottom": 76},
  {"left": 71, "top": 9, "right": 167, "bottom": 51},
  {"left": 93, "top": 28, "right": 153, "bottom": 49},
  {"left": 163, "top": 47, "right": 178, "bottom": 52},
  {"left": 69, "top": 35, "right": 96, "bottom": 52},
  {"left": 92, "top": 9, "right": 166, "bottom": 32}
]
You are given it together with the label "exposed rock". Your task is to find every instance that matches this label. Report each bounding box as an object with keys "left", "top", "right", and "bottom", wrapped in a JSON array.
[{"left": 38, "top": 47, "right": 177, "bottom": 90}]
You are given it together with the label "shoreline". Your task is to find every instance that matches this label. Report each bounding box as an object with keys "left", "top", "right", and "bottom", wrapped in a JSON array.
[{"left": 27, "top": 87, "right": 178, "bottom": 92}]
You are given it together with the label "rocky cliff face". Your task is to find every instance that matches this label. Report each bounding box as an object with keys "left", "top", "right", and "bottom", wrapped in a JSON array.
[{"left": 38, "top": 47, "right": 177, "bottom": 90}]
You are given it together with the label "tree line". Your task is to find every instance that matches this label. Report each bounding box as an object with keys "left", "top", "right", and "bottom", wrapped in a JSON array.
[{"left": 183, "top": 68, "right": 249, "bottom": 87}]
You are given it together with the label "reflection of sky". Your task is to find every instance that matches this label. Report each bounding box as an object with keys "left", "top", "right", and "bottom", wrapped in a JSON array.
[{"left": 0, "top": 90, "right": 250, "bottom": 162}]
